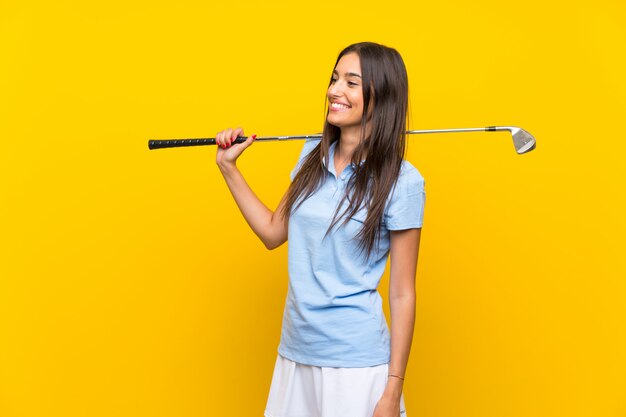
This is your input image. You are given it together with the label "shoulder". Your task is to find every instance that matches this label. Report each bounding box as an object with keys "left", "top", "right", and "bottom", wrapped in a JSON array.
[
  {"left": 384, "top": 160, "right": 426, "bottom": 229},
  {"left": 290, "top": 138, "right": 321, "bottom": 181},
  {"left": 385, "top": 160, "right": 426, "bottom": 206},
  {"left": 396, "top": 160, "right": 425, "bottom": 191},
  {"left": 298, "top": 138, "right": 321, "bottom": 160}
]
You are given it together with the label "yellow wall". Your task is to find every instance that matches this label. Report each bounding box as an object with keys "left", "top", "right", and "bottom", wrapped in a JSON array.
[{"left": 1, "top": 0, "right": 624, "bottom": 416}]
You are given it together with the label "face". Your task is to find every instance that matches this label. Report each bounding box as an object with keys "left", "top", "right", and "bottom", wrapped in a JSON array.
[{"left": 327, "top": 52, "right": 370, "bottom": 131}]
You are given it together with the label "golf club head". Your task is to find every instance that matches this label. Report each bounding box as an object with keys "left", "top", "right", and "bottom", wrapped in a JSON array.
[{"left": 509, "top": 127, "right": 536, "bottom": 154}]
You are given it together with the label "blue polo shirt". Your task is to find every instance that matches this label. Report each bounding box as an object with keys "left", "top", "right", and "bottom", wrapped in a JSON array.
[{"left": 277, "top": 138, "right": 426, "bottom": 367}]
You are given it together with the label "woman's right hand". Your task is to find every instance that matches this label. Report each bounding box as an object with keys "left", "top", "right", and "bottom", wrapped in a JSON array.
[{"left": 215, "top": 126, "right": 256, "bottom": 171}]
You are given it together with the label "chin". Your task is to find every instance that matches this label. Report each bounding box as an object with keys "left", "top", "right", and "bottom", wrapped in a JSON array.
[
  {"left": 327, "top": 120, "right": 341, "bottom": 128},
  {"left": 327, "top": 116, "right": 356, "bottom": 128},
  {"left": 326, "top": 116, "right": 340, "bottom": 128}
]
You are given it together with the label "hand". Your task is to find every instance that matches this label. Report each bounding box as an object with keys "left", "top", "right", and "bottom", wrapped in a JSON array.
[
  {"left": 215, "top": 126, "right": 256, "bottom": 170},
  {"left": 372, "top": 394, "right": 402, "bottom": 417}
]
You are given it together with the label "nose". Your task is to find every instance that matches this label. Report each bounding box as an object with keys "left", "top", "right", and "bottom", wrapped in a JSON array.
[{"left": 328, "top": 79, "right": 344, "bottom": 98}]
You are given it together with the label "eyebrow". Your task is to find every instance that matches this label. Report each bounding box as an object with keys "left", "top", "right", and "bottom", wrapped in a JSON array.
[{"left": 332, "top": 69, "right": 362, "bottom": 78}]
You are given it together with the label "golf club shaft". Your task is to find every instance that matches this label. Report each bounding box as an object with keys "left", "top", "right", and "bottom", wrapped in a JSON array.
[{"left": 148, "top": 126, "right": 509, "bottom": 150}]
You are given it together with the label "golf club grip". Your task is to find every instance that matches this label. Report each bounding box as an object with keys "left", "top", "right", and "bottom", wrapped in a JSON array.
[{"left": 148, "top": 137, "right": 248, "bottom": 150}]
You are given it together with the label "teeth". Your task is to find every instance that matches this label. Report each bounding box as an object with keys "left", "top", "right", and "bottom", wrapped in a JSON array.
[{"left": 331, "top": 102, "right": 350, "bottom": 109}]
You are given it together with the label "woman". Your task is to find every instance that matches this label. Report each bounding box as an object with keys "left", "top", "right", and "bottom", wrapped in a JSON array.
[{"left": 215, "top": 42, "right": 425, "bottom": 417}]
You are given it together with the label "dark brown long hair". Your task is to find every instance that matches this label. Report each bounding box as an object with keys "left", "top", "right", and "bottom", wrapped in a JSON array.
[{"left": 280, "top": 42, "right": 410, "bottom": 257}]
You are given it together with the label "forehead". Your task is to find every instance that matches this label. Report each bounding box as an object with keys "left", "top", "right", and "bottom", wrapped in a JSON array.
[{"left": 334, "top": 52, "right": 361, "bottom": 76}]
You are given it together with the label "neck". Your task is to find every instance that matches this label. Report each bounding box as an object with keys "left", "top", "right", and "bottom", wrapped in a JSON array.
[{"left": 336, "top": 124, "right": 371, "bottom": 162}]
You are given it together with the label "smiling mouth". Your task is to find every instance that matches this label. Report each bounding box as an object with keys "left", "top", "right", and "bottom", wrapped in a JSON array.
[{"left": 330, "top": 102, "right": 351, "bottom": 111}]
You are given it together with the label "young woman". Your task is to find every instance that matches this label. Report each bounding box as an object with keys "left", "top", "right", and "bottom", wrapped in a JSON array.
[{"left": 214, "top": 42, "right": 425, "bottom": 417}]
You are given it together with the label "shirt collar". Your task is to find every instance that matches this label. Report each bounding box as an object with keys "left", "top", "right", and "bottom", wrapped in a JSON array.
[{"left": 322, "top": 141, "right": 366, "bottom": 175}]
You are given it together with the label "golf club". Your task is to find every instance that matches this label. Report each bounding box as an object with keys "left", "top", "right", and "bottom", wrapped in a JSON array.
[{"left": 148, "top": 125, "right": 536, "bottom": 154}]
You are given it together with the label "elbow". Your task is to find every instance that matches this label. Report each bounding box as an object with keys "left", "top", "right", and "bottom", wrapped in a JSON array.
[
  {"left": 260, "top": 223, "right": 288, "bottom": 250},
  {"left": 264, "top": 241, "right": 279, "bottom": 250},
  {"left": 263, "top": 237, "right": 285, "bottom": 250}
]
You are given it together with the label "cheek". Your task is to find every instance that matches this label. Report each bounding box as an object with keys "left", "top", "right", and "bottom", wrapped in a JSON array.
[
  {"left": 352, "top": 92, "right": 364, "bottom": 108},
  {"left": 352, "top": 96, "right": 365, "bottom": 113}
]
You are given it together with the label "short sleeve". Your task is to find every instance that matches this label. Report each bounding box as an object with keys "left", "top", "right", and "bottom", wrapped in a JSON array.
[
  {"left": 384, "top": 162, "right": 426, "bottom": 230},
  {"left": 290, "top": 138, "right": 321, "bottom": 181}
]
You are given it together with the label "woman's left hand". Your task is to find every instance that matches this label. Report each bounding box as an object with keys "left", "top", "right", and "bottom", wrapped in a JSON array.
[{"left": 372, "top": 394, "right": 402, "bottom": 417}]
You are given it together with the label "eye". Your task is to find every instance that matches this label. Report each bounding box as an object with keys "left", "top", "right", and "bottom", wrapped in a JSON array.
[{"left": 329, "top": 77, "right": 359, "bottom": 87}]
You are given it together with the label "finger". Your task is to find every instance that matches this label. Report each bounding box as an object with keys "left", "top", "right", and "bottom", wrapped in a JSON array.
[
  {"left": 216, "top": 131, "right": 226, "bottom": 148},
  {"left": 217, "top": 129, "right": 227, "bottom": 148},
  {"left": 227, "top": 128, "right": 242, "bottom": 148},
  {"left": 231, "top": 127, "right": 244, "bottom": 143},
  {"left": 220, "top": 129, "right": 232, "bottom": 148},
  {"left": 237, "top": 133, "right": 256, "bottom": 151},
  {"left": 224, "top": 128, "right": 235, "bottom": 147}
]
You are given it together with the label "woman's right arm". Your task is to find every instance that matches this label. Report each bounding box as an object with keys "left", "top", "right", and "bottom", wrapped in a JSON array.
[{"left": 215, "top": 126, "right": 289, "bottom": 250}]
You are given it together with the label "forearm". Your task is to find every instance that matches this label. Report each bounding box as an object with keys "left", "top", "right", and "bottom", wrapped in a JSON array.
[
  {"left": 218, "top": 162, "right": 286, "bottom": 249},
  {"left": 383, "top": 294, "right": 416, "bottom": 400}
]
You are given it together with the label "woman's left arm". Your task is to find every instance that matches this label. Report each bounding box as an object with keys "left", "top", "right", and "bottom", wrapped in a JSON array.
[{"left": 382, "top": 227, "right": 422, "bottom": 402}]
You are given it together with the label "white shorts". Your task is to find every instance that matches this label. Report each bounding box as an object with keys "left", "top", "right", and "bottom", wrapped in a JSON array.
[{"left": 264, "top": 353, "right": 407, "bottom": 417}]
